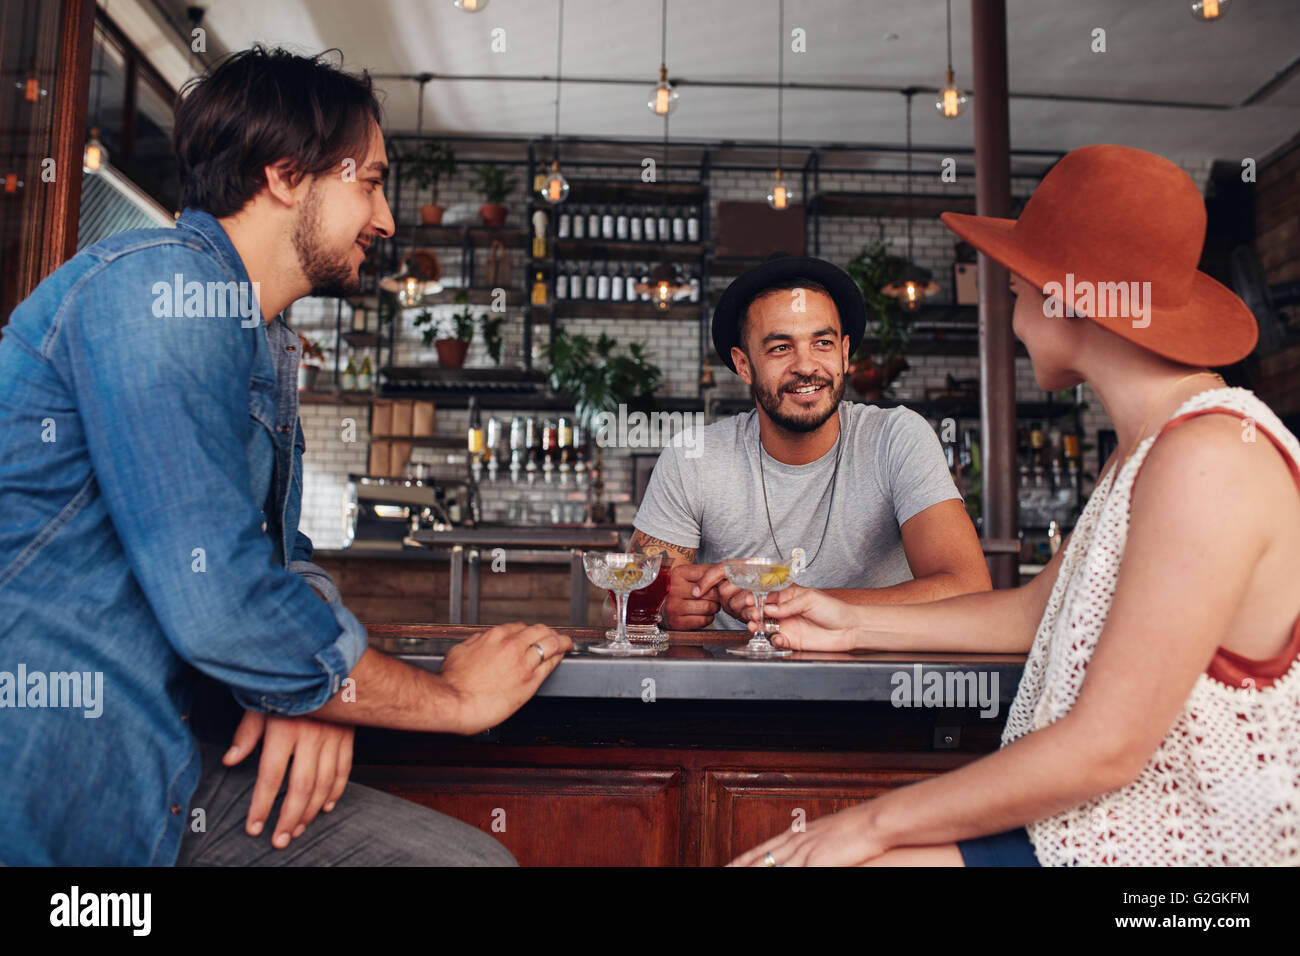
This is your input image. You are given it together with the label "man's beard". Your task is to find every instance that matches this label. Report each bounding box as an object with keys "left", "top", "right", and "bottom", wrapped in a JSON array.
[
  {"left": 292, "top": 181, "right": 360, "bottom": 299},
  {"left": 750, "top": 368, "right": 846, "bottom": 434}
]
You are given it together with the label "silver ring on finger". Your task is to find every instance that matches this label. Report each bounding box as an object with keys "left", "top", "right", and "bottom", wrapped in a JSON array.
[
  {"left": 764, "top": 620, "right": 780, "bottom": 635},
  {"left": 531, "top": 642, "right": 546, "bottom": 664},
  {"left": 763, "top": 851, "right": 778, "bottom": 867}
]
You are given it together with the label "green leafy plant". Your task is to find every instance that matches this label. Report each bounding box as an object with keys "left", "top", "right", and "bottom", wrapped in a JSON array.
[
  {"left": 405, "top": 141, "right": 457, "bottom": 205},
  {"left": 474, "top": 163, "right": 517, "bottom": 204},
  {"left": 845, "top": 237, "right": 912, "bottom": 367},
  {"left": 480, "top": 312, "right": 506, "bottom": 365},
  {"left": 541, "top": 329, "right": 662, "bottom": 431},
  {"left": 411, "top": 308, "right": 438, "bottom": 348},
  {"left": 411, "top": 294, "right": 479, "bottom": 348}
]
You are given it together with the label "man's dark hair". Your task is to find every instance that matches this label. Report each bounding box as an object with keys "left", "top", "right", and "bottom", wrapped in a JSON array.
[
  {"left": 738, "top": 276, "right": 838, "bottom": 356},
  {"left": 174, "top": 46, "right": 383, "bottom": 217}
]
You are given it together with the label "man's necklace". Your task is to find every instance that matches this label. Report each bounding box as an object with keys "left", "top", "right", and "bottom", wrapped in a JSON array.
[{"left": 756, "top": 405, "right": 844, "bottom": 572}]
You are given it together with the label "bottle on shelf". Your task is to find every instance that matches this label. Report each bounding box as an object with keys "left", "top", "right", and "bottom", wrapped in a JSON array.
[
  {"left": 687, "top": 205, "right": 700, "bottom": 242},
  {"left": 568, "top": 262, "right": 583, "bottom": 301},
  {"left": 610, "top": 264, "right": 625, "bottom": 302},
  {"left": 624, "top": 268, "right": 638, "bottom": 303},
  {"left": 557, "top": 208, "right": 571, "bottom": 238},
  {"left": 615, "top": 206, "right": 629, "bottom": 240},
  {"left": 341, "top": 356, "right": 357, "bottom": 391},
  {"left": 596, "top": 263, "right": 610, "bottom": 301},
  {"left": 671, "top": 208, "right": 685, "bottom": 242},
  {"left": 587, "top": 207, "right": 600, "bottom": 239},
  {"left": 584, "top": 262, "right": 597, "bottom": 301},
  {"left": 629, "top": 211, "right": 643, "bottom": 242},
  {"left": 555, "top": 263, "right": 569, "bottom": 300},
  {"left": 509, "top": 415, "right": 524, "bottom": 482},
  {"left": 531, "top": 270, "right": 548, "bottom": 306},
  {"left": 572, "top": 207, "right": 586, "bottom": 239},
  {"left": 557, "top": 416, "right": 572, "bottom": 483},
  {"left": 642, "top": 208, "right": 656, "bottom": 242},
  {"left": 657, "top": 209, "right": 670, "bottom": 242},
  {"left": 357, "top": 355, "right": 372, "bottom": 391},
  {"left": 688, "top": 271, "right": 701, "bottom": 303},
  {"left": 601, "top": 208, "right": 615, "bottom": 240}
]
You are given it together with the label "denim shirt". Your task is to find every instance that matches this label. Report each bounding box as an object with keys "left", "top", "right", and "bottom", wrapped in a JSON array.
[{"left": 0, "top": 208, "right": 367, "bottom": 865}]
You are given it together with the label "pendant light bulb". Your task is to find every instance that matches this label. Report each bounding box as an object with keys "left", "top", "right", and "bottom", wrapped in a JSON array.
[
  {"left": 1189, "top": 0, "right": 1229, "bottom": 20},
  {"left": 454, "top": 0, "right": 489, "bottom": 12},
  {"left": 541, "top": 160, "right": 570, "bottom": 204},
  {"left": 767, "top": 169, "right": 791, "bottom": 210},
  {"left": 648, "top": 65, "right": 679, "bottom": 116},
  {"left": 398, "top": 274, "right": 424, "bottom": 309},
  {"left": 936, "top": 68, "right": 968, "bottom": 118},
  {"left": 83, "top": 127, "right": 106, "bottom": 174}
]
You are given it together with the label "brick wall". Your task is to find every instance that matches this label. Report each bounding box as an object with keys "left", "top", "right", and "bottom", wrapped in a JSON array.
[{"left": 287, "top": 147, "right": 1226, "bottom": 549}]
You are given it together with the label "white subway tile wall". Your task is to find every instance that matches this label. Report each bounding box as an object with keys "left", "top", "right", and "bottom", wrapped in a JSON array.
[{"left": 289, "top": 151, "right": 1213, "bottom": 549}]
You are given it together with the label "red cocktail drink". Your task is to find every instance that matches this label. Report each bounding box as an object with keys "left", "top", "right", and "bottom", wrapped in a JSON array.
[{"left": 621, "top": 566, "right": 671, "bottom": 626}]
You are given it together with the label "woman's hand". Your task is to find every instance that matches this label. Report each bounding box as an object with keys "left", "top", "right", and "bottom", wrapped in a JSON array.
[
  {"left": 729, "top": 802, "right": 885, "bottom": 866},
  {"left": 223, "top": 710, "right": 355, "bottom": 849},
  {"left": 744, "top": 585, "right": 864, "bottom": 652}
]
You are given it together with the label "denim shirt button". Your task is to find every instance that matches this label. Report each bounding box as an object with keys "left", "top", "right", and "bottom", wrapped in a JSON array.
[
  {"left": 277, "top": 424, "right": 290, "bottom": 434},
  {"left": 179, "top": 713, "right": 188, "bottom": 722},
  {"left": 170, "top": 804, "right": 181, "bottom": 815}
]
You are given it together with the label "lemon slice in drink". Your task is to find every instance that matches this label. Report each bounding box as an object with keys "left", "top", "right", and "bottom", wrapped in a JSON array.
[
  {"left": 758, "top": 565, "right": 790, "bottom": 589},
  {"left": 611, "top": 566, "right": 643, "bottom": 587}
]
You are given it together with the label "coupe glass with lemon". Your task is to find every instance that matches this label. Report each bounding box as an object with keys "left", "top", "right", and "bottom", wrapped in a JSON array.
[
  {"left": 583, "top": 552, "right": 664, "bottom": 655},
  {"left": 722, "top": 557, "right": 797, "bottom": 658}
]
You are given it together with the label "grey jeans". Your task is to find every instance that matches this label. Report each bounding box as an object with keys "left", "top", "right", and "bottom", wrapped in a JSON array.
[{"left": 176, "top": 741, "right": 516, "bottom": 866}]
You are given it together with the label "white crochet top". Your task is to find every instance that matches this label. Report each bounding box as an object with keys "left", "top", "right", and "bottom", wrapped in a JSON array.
[{"left": 1003, "top": 387, "right": 1300, "bottom": 866}]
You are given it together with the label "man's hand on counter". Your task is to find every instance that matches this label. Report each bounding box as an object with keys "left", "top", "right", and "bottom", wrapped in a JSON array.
[
  {"left": 440, "top": 622, "right": 574, "bottom": 735},
  {"left": 222, "top": 710, "right": 354, "bottom": 850},
  {"left": 663, "top": 564, "right": 722, "bottom": 630}
]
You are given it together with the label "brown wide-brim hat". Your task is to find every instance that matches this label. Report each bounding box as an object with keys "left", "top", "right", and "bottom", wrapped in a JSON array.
[{"left": 940, "top": 144, "right": 1257, "bottom": 366}]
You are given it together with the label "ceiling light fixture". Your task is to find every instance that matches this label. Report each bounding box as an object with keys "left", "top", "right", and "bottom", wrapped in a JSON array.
[
  {"left": 647, "top": 0, "right": 679, "bottom": 116},
  {"left": 635, "top": 113, "right": 688, "bottom": 310},
  {"left": 935, "top": 0, "right": 968, "bottom": 118},
  {"left": 882, "top": 91, "right": 939, "bottom": 312},
  {"left": 767, "top": 0, "right": 793, "bottom": 209},
  {"left": 541, "top": 0, "right": 570, "bottom": 204},
  {"left": 454, "top": 0, "right": 489, "bottom": 12}
]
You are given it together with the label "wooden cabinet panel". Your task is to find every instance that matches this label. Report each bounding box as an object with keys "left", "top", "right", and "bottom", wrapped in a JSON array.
[
  {"left": 355, "top": 765, "right": 682, "bottom": 867},
  {"left": 702, "top": 769, "right": 940, "bottom": 866}
]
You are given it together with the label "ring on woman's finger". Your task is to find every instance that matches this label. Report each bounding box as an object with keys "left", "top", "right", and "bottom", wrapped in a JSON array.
[
  {"left": 763, "top": 620, "right": 780, "bottom": 635},
  {"left": 530, "top": 642, "right": 546, "bottom": 664},
  {"left": 763, "top": 851, "right": 780, "bottom": 867}
]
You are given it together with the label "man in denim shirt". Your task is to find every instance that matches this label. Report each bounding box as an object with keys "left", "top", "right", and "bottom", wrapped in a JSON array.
[{"left": 0, "top": 47, "right": 570, "bottom": 866}]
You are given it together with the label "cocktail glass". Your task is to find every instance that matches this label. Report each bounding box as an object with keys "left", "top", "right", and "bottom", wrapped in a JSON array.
[
  {"left": 583, "top": 552, "right": 664, "bottom": 655},
  {"left": 603, "top": 565, "right": 671, "bottom": 645},
  {"left": 722, "top": 557, "right": 796, "bottom": 658}
]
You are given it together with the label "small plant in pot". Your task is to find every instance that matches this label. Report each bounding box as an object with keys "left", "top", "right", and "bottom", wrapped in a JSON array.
[
  {"left": 474, "top": 163, "right": 517, "bottom": 227},
  {"left": 845, "top": 238, "right": 913, "bottom": 401},
  {"left": 406, "top": 141, "right": 457, "bottom": 225},
  {"left": 413, "top": 293, "right": 477, "bottom": 369},
  {"left": 296, "top": 334, "right": 326, "bottom": 390}
]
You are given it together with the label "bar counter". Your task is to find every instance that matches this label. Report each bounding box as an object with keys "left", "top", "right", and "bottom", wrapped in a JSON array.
[{"left": 352, "top": 624, "right": 1026, "bottom": 866}]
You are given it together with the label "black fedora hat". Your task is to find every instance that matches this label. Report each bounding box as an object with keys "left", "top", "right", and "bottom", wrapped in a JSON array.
[{"left": 711, "top": 253, "right": 867, "bottom": 373}]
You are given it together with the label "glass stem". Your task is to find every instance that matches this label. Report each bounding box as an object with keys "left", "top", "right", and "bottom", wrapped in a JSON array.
[
  {"left": 615, "top": 589, "right": 631, "bottom": 644},
  {"left": 753, "top": 590, "right": 768, "bottom": 645}
]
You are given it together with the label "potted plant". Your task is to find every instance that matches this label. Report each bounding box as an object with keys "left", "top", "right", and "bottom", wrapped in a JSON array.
[
  {"left": 845, "top": 238, "right": 913, "bottom": 401},
  {"left": 474, "top": 163, "right": 517, "bottom": 227},
  {"left": 480, "top": 311, "right": 506, "bottom": 366},
  {"left": 405, "top": 141, "right": 457, "bottom": 225},
  {"left": 541, "top": 329, "right": 663, "bottom": 432},
  {"left": 412, "top": 293, "right": 477, "bottom": 369},
  {"left": 296, "top": 334, "right": 326, "bottom": 390}
]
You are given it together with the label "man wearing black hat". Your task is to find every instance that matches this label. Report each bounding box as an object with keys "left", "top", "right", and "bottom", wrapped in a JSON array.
[{"left": 630, "top": 255, "right": 991, "bottom": 630}]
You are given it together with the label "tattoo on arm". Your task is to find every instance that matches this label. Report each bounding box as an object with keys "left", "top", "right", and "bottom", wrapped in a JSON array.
[{"left": 629, "top": 530, "right": 697, "bottom": 568}]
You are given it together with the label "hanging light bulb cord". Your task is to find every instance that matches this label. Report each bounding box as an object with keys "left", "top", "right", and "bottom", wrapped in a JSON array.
[
  {"left": 660, "top": 0, "right": 668, "bottom": 72},
  {"left": 905, "top": 90, "right": 914, "bottom": 262},
  {"left": 946, "top": 0, "right": 954, "bottom": 72},
  {"left": 553, "top": 0, "right": 564, "bottom": 162},
  {"left": 776, "top": 0, "right": 784, "bottom": 173}
]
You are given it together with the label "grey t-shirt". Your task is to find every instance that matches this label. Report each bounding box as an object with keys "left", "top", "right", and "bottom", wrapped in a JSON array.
[{"left": 633, "top": 401, "right": 962, "bottom": 629}]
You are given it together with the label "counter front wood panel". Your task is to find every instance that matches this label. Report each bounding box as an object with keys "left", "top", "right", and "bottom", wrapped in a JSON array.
[
  {"left": 361, "top": 765, "right": 682, "bottom": 867},
  {"left": 703, "top": 769, "right": 941, "bottom": 867}
]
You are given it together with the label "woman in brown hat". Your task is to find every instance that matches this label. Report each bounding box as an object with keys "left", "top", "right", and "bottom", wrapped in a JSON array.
[{"left": 730, "top": 145, "right": 1300, "bottom": 867}]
